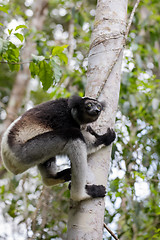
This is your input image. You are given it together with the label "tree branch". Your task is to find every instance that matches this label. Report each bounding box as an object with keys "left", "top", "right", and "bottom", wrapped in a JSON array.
[
  {"left": 0, "top": 58, "right": 50, "bottom": 65},
  {"left": 104, "top": 223, "right": 119, "bottom": 240},
  {"left": 0, "top": 60, "right": 32, "bottom": 65},
  {"left": 125, "top": 0, "right": 141, "bottom": 39}
]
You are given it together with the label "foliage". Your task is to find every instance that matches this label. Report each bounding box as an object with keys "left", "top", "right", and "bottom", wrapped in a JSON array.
[{"left": 29, "top": 45, "right": 68, "bottom": 90}]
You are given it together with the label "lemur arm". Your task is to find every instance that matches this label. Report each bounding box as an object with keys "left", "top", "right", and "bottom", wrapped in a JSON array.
[
  {"left": 87, "top": 126, "right": 116, "bottom": 147},
  {"left": 82, "top": 126, "right": 116, "bottom": 155}
]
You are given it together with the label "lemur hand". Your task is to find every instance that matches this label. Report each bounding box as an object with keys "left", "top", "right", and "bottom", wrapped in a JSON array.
[{"left": 87, "top": 126, "right": 116, "bottom": 146}]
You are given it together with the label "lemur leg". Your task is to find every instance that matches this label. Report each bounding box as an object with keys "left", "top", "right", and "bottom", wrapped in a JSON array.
[
  {"left": 64, "top": 139, "right": 106, "bottom": 201},
  {"left": 38, "top": 157, "right": 71, "bottom": 186},
  {"left": 9, "top": 132, "right": 68, "bottom": 174}
]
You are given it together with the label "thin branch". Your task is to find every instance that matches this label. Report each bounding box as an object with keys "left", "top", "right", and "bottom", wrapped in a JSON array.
[
  {"left": 31, "top": 187, "right": 45, "bottom": 235},
  {"left": 0, "top": 58, "right": 50, "bottom": 65},
  {"left": 68, "top": 17, "right": 74, "bottom": 69},
  {"left": 96, "top": 0, "right": 141, "bottom": 99},
  {"left": 0, "top": 60, "right": 33, "bottom": 65},
  {"left": 125, "top": 0, "right": 141, "bottom": 39},
  {"left": 104, "top": 223, "right": 119, "bottom": 240},
  {"left": 96, "top": 42, "right": 124, "bottom": 99}
]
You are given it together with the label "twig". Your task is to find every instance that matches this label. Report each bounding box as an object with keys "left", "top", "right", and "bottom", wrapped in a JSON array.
[
  {"left": 96, "top": 42, "right": 124, "bottom": 99},
  {"left": 96, "top": 0, "right": 141, "bottom": 99},
  {"left": 104, "top": 223, "right": 119, "bottom": 240},
  {"left": 0, "top": 58, "right": 50, "bottom": 65},
  {"left": 125, "top": 0, "right": 141, "bottom": 40},
  {"left": 31, "top": 187, "right": 46, "bottom": 235},
  {"left": 0, "top": 60, "right": 33, "bottom": 65}
]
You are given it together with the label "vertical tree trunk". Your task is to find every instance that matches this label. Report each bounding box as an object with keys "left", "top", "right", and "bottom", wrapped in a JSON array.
[
  {"left": 0, "top": 0, "right": 48, "bottom": 166},
  {"left": 2, "top": 0, "right": 48, "bottom": 128},
  {"left": 67, "top": 1, "right": 128, "bottom": 239}
]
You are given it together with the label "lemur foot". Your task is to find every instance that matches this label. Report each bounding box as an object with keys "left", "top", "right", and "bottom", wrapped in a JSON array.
[{"left": 85, "top": 184, "right": 106, "bottom": 198}]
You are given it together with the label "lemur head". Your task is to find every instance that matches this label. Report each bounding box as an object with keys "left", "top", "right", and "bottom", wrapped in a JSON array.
[{"left": 68, "top": 96, "right": 105, "bottom": 125}]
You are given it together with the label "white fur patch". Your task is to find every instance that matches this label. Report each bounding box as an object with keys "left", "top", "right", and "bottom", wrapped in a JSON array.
[
  {"left": 13, "top": 119, "right": 53, "bottom": 144},
  {"left": 1, "top": 117, "right": 52, "bottom": 174},
  {"left": 1, "top": 118, "right": 26, "bottom": 174}
]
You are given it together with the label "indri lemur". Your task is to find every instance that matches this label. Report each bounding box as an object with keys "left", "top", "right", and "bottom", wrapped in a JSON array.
[{"left": 1, "top": 96, "right": 115, "bottom": 201}]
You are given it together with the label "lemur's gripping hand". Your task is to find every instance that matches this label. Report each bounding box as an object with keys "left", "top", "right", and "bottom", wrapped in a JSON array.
[{"left": 87, "top": 126, "right": 116, "bottom": 147}]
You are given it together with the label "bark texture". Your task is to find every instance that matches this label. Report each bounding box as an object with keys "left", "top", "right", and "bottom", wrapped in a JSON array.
[
  {"left": 67, "top": 0, "right": 128, "bottom": 239},
  {"left": 0, "top": 0, "right": 48, "bottom": 167}
]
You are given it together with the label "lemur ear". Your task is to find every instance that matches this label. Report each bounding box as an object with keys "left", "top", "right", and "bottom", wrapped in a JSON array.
[
  {"left": 100, "top": 101, "right": 106, "bottom": 110},
  {"left": 68, "top": 95, "right": 82, "bottom": 109}
]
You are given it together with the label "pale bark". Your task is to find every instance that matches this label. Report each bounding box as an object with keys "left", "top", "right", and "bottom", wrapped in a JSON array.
[
  {"left": 67, "top": 0, "right": 128, "bottom": 239},
  {"left": 0, "top": 0, "right": 48, "bottom": 166},
  {"left": 68, "top": 18, "right": 75, "bottom": 70}
]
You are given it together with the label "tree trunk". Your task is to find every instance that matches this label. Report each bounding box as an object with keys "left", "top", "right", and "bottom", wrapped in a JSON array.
[
  {"left": 0, "top": 0, "right": 48, "bottom": 167},
  {"left": 67, "top": 0, "right": 128, "bottom": 239}
]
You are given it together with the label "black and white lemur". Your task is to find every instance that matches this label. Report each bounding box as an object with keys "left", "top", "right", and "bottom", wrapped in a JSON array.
[{"left": 1, "top": 96, "right": 115, "bottom": 201}]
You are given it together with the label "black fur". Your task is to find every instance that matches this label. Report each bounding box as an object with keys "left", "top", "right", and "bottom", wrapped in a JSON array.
[
  {"left": 41, "top": 157, "right": 55, "bottom": 168},
  {"left": 68, "top": 96, "right": 105, "bottom": 124},
  {"left": 85, "top": 184, "right": 106, "bottom": 198},
  {"left": 39, "top": 157, "right": 71, "bottom": 182},
  {"left": 68, "top": 95, "right": 83, "bottom": 109},
  {"left": 24, "top": 98, "right": 77, "bottom": 129},
  {"left": 87, "top": 126, "right": 116, "bottom": 147},
  {"left": 55, "top": 168, "right": 71, "bottom": 182}
]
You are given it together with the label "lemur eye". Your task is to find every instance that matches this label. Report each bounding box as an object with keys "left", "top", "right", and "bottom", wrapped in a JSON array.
[
  {"left": 97, "top": 105, "right": 101, "bottom": 110},
  {"left": 87, "top": 103, "right": 92, "bottom": 108}
]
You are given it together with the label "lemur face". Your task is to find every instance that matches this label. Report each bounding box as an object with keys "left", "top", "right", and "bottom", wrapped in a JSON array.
[
  {"left": 82, "top": 98, "right": 105, "bottom": 123},
  {"left": 69, "top": 96, "right": 105, "bottom": 125},
  {"left": 84, "top": 99, "right": 103, "bottom": 117}
]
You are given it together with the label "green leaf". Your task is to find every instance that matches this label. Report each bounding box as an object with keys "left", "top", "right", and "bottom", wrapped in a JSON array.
[
  {"left": 110, "top": 178, "right": 120, "bottom": 192},
  {"left": 54, "top": 64, "right": 62, "bottom": 82},
  {"left": 0, "top": 38, "right": 9, "bottom": 55},
  {"left": 0, "top": 22, "right": 3, "bottom": 26},
  {"left": 14, "top": 33, "right": 24, "bottom": 42},
  {"left": 0, "top": 6, "right": 8, "bottom": 14},
  {"left": 15, "top": 25, "right": 27, "bottom": 31},
  {"left": 29, "top": 62, "right": 39, "bottom": 78},
  {"left": 8, "top": 63, "right": 20, "bottom": 71},
  {"left": 8, "top": 29, "right": 13, "bottom": 35},
  {"left": 38, "top": 60, "right": 53, "bottom": 90},
  {"left": 31, "top": 54, "right": 45, "bottom": 62},
  {"left": 50, "top": 57, "right": 62, "bottom": 83},
  {"left": 2, "top": 42, "right": 20, "bottom": 70},
  {"left": 52, "top": 45, "right": 68, "bottom": 56},
  {"left": 0, "top": 39, "right": 20, "bottom": 71},
  {"left": 74, "top": 12, "right": 84, "bottom": 27},
  {"left": 6, "top": 43, "right": 20, "bottom": 61},
  {"left": 133, "top": 171, "right": 145, "bottom": 180},
  {"left": 58, "top": 53, "right": 68, "bottom": 65}
]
